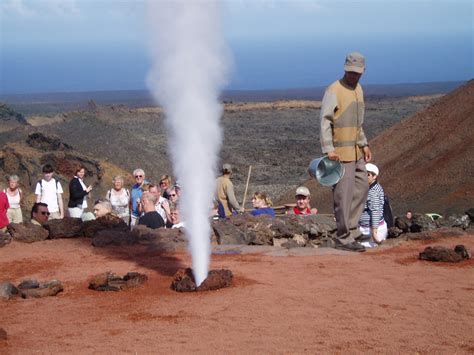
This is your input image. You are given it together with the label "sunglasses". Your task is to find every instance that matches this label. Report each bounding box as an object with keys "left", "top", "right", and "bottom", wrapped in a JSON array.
[
  {"left": 135, "top": 175, "right": 143, "bottom": 178},
  {"left": 170, "top": 194, "right": 177, "bottom": 197},
  {"left": 40, "top": 211, "right": 51, "bottom": 216}
]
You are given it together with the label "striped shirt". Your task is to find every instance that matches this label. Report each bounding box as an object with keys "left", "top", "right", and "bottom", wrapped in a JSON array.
[
  {"left": 320, "top": 80, "right": 368, "bottom": 162},
  {"left": 359, "top": 182, "right": 385, "bottom": 228}
]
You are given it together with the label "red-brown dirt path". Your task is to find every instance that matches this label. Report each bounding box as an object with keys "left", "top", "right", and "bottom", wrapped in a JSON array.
[{"left": 1, "top": 234, "right": 473, "bottom": 354}]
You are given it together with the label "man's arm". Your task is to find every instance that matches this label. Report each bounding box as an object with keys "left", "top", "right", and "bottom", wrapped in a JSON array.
[
  {"left": 226, "top": 184, "right": 241, "bottom": 212},
  {"left": 357, "top": 127, "right": 372, "bottom": 162},
  {"left": 320, "top": 90, "right": 339, "bottom": 161}
]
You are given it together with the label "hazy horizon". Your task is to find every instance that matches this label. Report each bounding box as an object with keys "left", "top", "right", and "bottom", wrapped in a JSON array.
[{"left": 1, "top": 0, "right": 472, "bottom": 95}]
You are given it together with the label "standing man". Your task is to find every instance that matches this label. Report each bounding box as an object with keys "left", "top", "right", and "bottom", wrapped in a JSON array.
[
  {"left": 216, "top": 163, "right": 243, "bottom": 218},
  {"left": 320, "top": 52, "right": 372, "bottom": 252},
  {"left": 130, "top": 168, "right": 148, "bottom": 228}
]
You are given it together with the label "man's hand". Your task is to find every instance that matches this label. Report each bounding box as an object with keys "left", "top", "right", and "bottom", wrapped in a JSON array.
[
  {"left": 362, "top": 146, "right": 372, "bottom": 162},
  {"left": 327, "top": 151, "right": 340, "bottom": 161}
]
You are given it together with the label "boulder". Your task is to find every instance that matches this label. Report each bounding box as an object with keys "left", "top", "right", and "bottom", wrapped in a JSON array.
[
  {"left": 88, "top": 272, "right": 148, "bottom": 291},
  {"left": 7, "top": 223, "right": 49, "bottom": 243},
  {"left": 0, "top": 282, "right": 19, "bottom": 300},
  {"left": 132, "top": 226, "right": 187, "bottom": 251},
  {"left": 419, "top": 245, "right": 471, "bottom": 263},
  {"left": 81, "top": 213, "right": 128, "bottom": 238},
  {"left": 212, "top": 215, "right": 254, "bottom": 245},
  {"left": 437, "top": 214, "right": 470, "bottom": 230},
  {"left": 45, "top": 217, "right": 83, "bottom": 239},
  {"left": 410, "top": 214, "right": 437, "bottom": 233},
  {"left": 17, "top": 279, "right": 64, "bottom": 298},
  {"left": 212, "top": 214, "right": 338, "bottom": 246},
  {"left": 91, "top": 230, "right": 138, "bottom": 247},
  {"left": 171, "top": 268, "right": 233, "bottom": 292},
  {"left": 0, "top": 232, "right": 12, "bottom": 248},
  {"left": 395, "top": 216, "right": 411, "bottom": 232}
]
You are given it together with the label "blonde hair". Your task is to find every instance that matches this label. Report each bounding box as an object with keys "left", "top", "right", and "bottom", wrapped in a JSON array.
[
  {"left": 160, "top": 174, "right": 172, "bottom": 186},
  {"left": 253, "top": 192, "right": 272, "bottom": 207}
]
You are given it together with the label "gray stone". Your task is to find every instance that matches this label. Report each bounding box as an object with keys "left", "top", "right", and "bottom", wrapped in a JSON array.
[
  {"left": 45, "top": 217, "right": 83, "bottom": 239},
  {"left": 18, "top": 279, "right": 64, "bottom": 298},
  {"left": 7, "top": 223, "right": 49, "bottom": 243},
  {"left": 438, "top": 214, "right": 470, "bottom": 230},
  {"left": 0, "top": 282, "right": 19, "bottom": 300}
]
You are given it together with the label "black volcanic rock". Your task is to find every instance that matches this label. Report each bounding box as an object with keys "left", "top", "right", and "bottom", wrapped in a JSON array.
[
  {"left": 27, "top": 132, "right": 72, "bottom": 151},
  {"left": 419, "top": 245, "right": 471, "bottom": 263}
]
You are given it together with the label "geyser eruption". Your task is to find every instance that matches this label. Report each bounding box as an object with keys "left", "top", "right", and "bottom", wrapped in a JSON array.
[{"left": 146, "top": 1, "right": 230, "bottom": 286}]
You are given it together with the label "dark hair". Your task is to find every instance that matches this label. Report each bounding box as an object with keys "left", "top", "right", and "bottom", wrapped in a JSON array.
[
  {"left": 31, "top": 202, "right": 48, "bottom": 218},
  {"left": 42, "top": 164, "right": 54, "bottom": 173}
]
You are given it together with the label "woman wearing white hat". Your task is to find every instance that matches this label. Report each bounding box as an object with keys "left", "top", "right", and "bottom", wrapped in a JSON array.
[{"left": 358, "top": 163, "right": 387, "bottom": 247}]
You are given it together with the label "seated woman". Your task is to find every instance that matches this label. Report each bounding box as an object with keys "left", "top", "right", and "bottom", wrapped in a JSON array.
[
  {"left": 358, "top": 163, "right": 388, "bottom": 248},
  {"left": 250, "top": 192, "right": 275, "bottom": 218}
]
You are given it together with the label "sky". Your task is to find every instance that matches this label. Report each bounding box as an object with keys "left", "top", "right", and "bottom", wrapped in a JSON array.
[{"left": 0, "top": 0, "right": 472, "bottom": 94}]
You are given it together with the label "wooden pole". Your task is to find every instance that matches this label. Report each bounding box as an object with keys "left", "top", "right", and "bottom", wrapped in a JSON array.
[{"left": 241, "top": 165, "right": 252, "bottom": 209}]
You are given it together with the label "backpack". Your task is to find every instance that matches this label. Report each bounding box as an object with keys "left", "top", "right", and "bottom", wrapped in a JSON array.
[{"left": 383, "top": 195, "right": 394, "bottom": 228}]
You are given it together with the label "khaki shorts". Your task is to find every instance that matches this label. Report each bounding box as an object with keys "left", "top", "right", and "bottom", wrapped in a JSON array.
[{"left": 7, "top": 208, "right": 23, "bottom": 224}]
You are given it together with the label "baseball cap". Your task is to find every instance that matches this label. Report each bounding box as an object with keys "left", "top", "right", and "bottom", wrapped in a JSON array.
[
  {"left": 295, "top": 186, "right": 310, "bottom": 197},
  {"left": 365, "top": 163, "right": 379, "bottom": 176},
  {"left": 344, "top": 52, "right": 365, "bottom": 74},
  {"left": 222, "top": 163, "right": 232, "bottom": 173}
]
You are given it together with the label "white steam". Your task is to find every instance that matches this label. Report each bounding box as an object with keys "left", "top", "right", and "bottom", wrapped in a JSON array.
[{"left": 146, "top": 1, "right": 230, "bottom": 286}]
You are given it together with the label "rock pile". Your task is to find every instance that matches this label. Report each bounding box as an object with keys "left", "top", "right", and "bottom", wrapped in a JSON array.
[
  {"left": 0, "top": 279, "right": 63, "bottom": 299},
  {"left": 88, "top": 272, "right": 148, "bottom": 291},
  {"left": 171, "top": 268, "right": 233, "bottom": 292}
]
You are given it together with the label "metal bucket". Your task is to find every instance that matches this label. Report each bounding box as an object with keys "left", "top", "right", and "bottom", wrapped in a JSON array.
[{"left": 308, "top": 156, "right": 345, "bottom": 186}]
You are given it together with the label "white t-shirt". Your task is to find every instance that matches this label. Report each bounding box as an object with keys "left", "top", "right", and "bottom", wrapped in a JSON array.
[{"left": 35, "top": 178, "right": 63, "bottom": 213}]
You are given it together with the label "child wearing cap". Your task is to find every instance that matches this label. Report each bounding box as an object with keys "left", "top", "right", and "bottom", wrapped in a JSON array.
[{"left": 358, "top": 163, "right": 387, "bottom": 247}]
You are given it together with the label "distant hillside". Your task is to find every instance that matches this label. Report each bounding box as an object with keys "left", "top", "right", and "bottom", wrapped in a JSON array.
[
  {"left": 278, "top": 80, "right": 474, "bottom": 215},
  {"left": 0, "top": 81, "right": 466, "bottom": 115}
]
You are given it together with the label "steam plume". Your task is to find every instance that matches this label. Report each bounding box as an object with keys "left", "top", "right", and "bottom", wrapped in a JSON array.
[{"left": 146, "top": 1, "right": 230, "bottom": 285}]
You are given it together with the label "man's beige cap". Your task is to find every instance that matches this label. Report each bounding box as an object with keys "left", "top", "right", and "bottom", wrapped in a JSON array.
[
  {"left": 344, "top": 52, "right": 365, "bottom": 74},
  {"left": 295, "top": 186, "right": 310, "bottom": 197},
  {"left": 222, "top": 163, "right": 232, "bottom": 173}
]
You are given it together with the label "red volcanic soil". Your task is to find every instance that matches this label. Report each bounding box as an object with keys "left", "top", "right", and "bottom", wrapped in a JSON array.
[
  {"left": 1, "top": 235, "right": 473, "bottom": 353},
  {"left": 280, "top": 80, "right": 474, "bottom": 215}
]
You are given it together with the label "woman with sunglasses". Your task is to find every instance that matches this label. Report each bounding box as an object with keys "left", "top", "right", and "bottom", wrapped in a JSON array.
[
  {"left": 358, "top": 163, "right": 387, "bottom": 247},
  {"left": 159, "top": 175, "right": 173, "bottom": 200}
]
